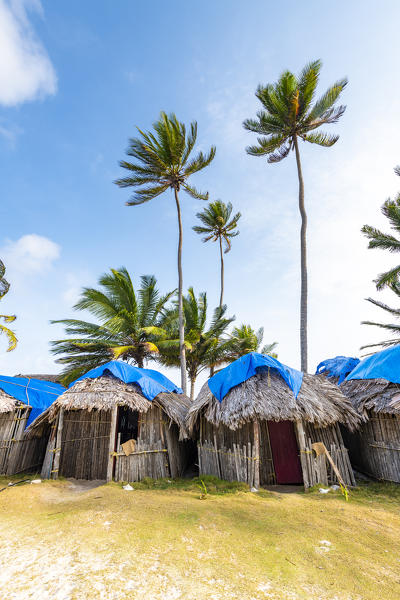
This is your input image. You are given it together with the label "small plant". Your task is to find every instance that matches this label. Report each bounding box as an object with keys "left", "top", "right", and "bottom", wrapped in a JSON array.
[
  {"left": 197, "top": 479, "right": 208, "bottom": 500},
  {"left": 339, "top": 482, "right": 349, "bottom": 502}
]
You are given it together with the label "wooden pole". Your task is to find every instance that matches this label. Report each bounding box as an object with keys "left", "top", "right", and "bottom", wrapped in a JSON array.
[
  {"left": 295, "top": 419, "right": 310, "bottom": 489},
  {"left": 106, "top": 406, "right": 118, "bottom": 482},
  {"left": 52, "top": 409, "right": 64, "bottom": 480},
  {"left": 253, "top": 421, "right": 260, "bottom": 490}
]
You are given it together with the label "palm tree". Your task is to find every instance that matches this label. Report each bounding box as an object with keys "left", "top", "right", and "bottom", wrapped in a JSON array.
[
  {"left": 0, "top": 260, "right": 17, "bottom": 352},
  {"left": 115, "top": 112, "right": 216, "bottom": 394},
  {"left": 362, "top": 166, "right": 400, "bottom": 289},
  {"left": 158, "top": 287, "right": 234, "bottom": 399},
  {"left": 51, "top": 268, "right": 174, "bottom": 386},
  {"left": 361, "top": 282, "right": 400, "bottom": 352},
  {"left": 243, "top": 60, "right": 347, "bottom": 372},
  {"left": 226, "top": 324, "right": 277, "bottom": 360},
  {"left": 193, "top": 200, "right": 241, "bottom": 307}
]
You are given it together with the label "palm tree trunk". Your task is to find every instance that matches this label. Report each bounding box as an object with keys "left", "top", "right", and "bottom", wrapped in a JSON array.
[
  {"left": 190, "top": 376, "right": 196, "bottom": 401},
  {"left": 293, "top": 135, "right": 308, "bottom": 373},
  {"left": 174, "top": 189, "right": 187, "bottom": 395},
  {"left": 219, "top": 236, "right": 224, "bottom": 308}
]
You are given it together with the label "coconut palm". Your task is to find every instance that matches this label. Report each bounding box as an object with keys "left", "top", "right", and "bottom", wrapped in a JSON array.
[
  {"left": 193, "top": 200, "right": 241, "bottom": 307},
  {"left": 243, "top": 60, "right": 347, "bottom": 372},
  {"left": 51, "top": 268, "right": 174, "bottom": 386},
  {"left": 362, "top": 166, "right": 400, "bottom": 289},
  {"left": 226, "top": 324, "right": 277, "bottom": 360},
  {"left": 115, "top": 112, "right": 216, "bottom": 394},
  {"left": 361, "top": 282, "right": 400, "bottom": 352},
  {"left": 0, "top": 260, "right": 17, "bottom": 352},
  {"left": 158, "top": 288, "right": 234, "bottom": 399}
]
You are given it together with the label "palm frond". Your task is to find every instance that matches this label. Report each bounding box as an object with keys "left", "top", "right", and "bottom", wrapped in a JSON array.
[{"left": 303, "top": 131, "right": 339, "bottom": 147}]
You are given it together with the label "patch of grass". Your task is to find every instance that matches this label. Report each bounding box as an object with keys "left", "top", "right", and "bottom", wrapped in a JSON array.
[
  {"left": 0, "top": 477, "right": 400, "bottom": 599},
  {"left": 117, "top": 474, "right": 250, "bottom": 495}
]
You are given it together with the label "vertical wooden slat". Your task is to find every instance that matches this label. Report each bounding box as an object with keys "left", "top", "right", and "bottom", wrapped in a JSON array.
[
  {"left": 52, "top": 409, "right": 64, "bottom": 479},
  {"left": 106, "top": 406, "right": 118, "bottom": 482},
  {"left": 253, "top": 421, "right": 260, "bottom": 490}
]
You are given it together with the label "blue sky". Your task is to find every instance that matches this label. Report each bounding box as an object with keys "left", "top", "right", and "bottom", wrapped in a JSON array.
[{"left": 1, "top": 0, "right": 400, "bottom": 389}]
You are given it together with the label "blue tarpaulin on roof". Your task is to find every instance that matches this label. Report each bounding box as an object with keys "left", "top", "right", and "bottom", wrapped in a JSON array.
[
  {"left": 316, "top": 356, "right": 360, "bottom": 384},
  {"left": 207, "top": 352, "right": 304, "bottom": 402},
  {"left": 72, "top": 360, "right": 183, "bottom": 401},
  {"left": 0, "top": 376, "right": 65, "bottom": 427},
  {"left": 345, "top": 345, "right": 400, "bottom": 384}
]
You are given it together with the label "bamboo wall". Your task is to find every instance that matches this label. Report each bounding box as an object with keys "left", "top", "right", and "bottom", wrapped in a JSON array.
[
  {"left": 115, "top": 406, "right": 188, "bottom": 481},
  {"left": 0, "top": 407, "right": 47, "bottom": 475},
  {"left": 198, "top": 418, "right": 265, "bottom": 488},
  {"left": 343, "top": 410, "right": 400, "bottom": 483},
  {"left": 42, "top": 405, "right": 189, "bottom": 482},
  {"left": 57, "top": 409, "right": 111, "bottom": 479},
  {"left": 198, "top": 417, "right": 355, "bottom": 489},
  {"left": 303, "top": 422, "right": 355, "bottom": 487}
]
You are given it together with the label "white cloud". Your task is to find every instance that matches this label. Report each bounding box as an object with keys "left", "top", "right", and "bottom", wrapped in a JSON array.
[
  {"left": 1, "top": 234, "right": 60, "bottom": 274},
  {"left": 0, "top": 0, "right": 56, "bottom": 106},
  {"left": 0, "top": 120, "right": 23, "bottom": 145}
]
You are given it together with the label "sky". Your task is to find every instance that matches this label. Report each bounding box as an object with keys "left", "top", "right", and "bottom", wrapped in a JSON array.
[{"left": 0, "top": 0, "right": 400, "bottom": 391}]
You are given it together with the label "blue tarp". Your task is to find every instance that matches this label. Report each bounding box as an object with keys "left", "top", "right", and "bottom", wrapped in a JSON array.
[
  {"left": 345, "top": 345, "right": 400, "bottom": 384},
  {"left": 0, "top": 376, "right": 65, "bottom": 427},
  {"left": 72, "top": 360, "right": 183, "bottom": 401},
  {"left": 208, "top": 352, "right": 304, "bottom": 402},
  {"left": 316, "top": 356, "right": 360, "bottom": 384}
]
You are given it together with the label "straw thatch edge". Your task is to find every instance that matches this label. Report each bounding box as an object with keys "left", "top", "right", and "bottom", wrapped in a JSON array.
[
  {"left": 26, "top": 375, "right": 191, "bottom": 439},
  {"left": 341, "top": 378, "right": 400, "bottom": 416},
  {"left": 187, "top": 370, "right": 361, "bottom": 432},
  {"left": 0, "top": 388, "right": 29, "bottom": 414}
]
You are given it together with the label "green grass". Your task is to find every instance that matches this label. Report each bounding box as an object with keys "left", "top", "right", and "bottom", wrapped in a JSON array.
[{"left": 0, "top": 476, "right": 399, "bottom": 599}]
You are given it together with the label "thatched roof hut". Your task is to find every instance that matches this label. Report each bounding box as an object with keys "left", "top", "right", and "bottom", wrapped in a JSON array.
[
  {"left": 0, "top": 376, "right": 65, "bottom": 476},
  {"left": 188, "top": 370, "right": 359, "bottom": 431},
  {"left": 336, "top": 346, "right": 400, "bottom": 483},
  {"left": 188, "top": 353, "right": 359, "bottom": 489},
  {"left": 29, "top": 361, "right": 192, "bottom": 482}
]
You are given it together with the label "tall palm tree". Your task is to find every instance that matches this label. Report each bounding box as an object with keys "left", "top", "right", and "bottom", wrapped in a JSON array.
[
  {"left": 362, "top": 165, "right": 400, "bottom": 289},
  {"left": 243, "top": 60, "right": 347, "bottom": 372},
  {"left": 158, "top": 288, "right": 234, "bottom": 399},
  {"left": 226, "top": 324, "right": 277, "bottom": 360},
  {"left": 0, "top": 260, "right": 17, "bottom": 352},
  {"left": 115, "top": 112, "right": 216, "bottom": 394},
  {"left": 361, "top": 282, "right": 400, "bottom": 352},
  {"left": 193, "top": 200, "right": 241, "bottom": 307},
  {"left": 51, "top": 268, "right": 174, "bottom": 386}
]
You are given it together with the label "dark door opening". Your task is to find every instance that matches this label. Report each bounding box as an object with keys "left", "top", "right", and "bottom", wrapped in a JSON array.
[
  {"left": 267, "top": 420, "right": 303, "bottom": 484},
  {"left": 117, "top": 407, "right": 139, "bottom": 444}
]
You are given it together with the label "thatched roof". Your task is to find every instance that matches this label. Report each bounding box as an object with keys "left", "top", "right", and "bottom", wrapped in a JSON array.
[
  {"left": 187, "top": 370, "right": 360, "bottom": 431},
  {"left": 341, "top": 379, "right": 400, "bottom": 416},
  {"left": 0, "top": 387, "right": 28, "bottom": 413},
  {"left": 27, "top": 374, "right": 191, "bottom": 439}
]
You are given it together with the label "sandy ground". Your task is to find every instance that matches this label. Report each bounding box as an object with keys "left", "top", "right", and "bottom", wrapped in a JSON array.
[{"left": 0, "top": 478, "right": 399, "bottom": 599}]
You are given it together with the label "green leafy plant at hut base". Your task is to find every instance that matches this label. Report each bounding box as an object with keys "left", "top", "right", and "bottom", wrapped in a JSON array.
[
  {"left": 115, "top": 112, "right": 216, "bottom": 395},
  {"left": 197, "top": 479, "right": 208, "bottom": 499},
  {"left": 244, "top": 60, "right": 347, "bottom": 372}
]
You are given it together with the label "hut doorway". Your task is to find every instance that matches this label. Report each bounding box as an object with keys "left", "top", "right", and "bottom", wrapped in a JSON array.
[
  {"left": 267, "top": 420, "right": 303, "bottom": 484},
  {"left": 117, "top": 407, "right": 139, "bottom": 445}
]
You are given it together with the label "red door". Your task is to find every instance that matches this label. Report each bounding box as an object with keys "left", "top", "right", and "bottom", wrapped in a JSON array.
[{"left": 267, "top": 420, "right": 303, "bottom": 484}]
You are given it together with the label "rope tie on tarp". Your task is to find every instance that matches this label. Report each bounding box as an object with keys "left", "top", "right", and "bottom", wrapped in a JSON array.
[{"left": 0, "top": 378, "right": 61, "bottom": 395}]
